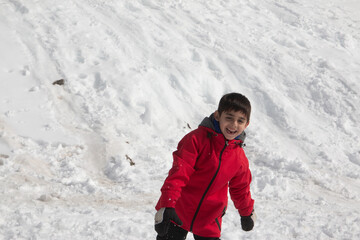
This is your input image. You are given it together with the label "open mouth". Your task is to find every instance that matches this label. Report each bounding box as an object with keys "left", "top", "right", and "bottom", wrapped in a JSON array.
[{"left": 226, "top": 128, "right": 237, "bottom": 135}]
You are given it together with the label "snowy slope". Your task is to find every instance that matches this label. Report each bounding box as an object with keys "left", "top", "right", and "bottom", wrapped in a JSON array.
[{"left": 1, "top": 0, "right": 360, "bottom": 239}]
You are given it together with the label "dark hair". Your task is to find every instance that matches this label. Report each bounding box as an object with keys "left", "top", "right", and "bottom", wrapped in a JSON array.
[{"left": 217, "top": 93, "right": 251, "bottom": 122}]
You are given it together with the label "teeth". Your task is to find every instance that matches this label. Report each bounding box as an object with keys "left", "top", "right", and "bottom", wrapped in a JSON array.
[{"left": 227, "top": 129, "right": 236, "bottom": 134}]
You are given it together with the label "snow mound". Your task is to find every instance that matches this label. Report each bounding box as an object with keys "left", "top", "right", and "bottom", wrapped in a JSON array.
[{"left": 1, "top": 0, "right": 360, "bottom": 239}]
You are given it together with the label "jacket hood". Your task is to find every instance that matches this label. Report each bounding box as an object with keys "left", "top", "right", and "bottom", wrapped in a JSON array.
[{"left": 199, "top": 113, "right": 246, "bottom": 142}]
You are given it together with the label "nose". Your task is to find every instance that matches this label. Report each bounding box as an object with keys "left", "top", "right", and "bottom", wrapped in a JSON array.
[{"left": 230, "top": 120, "right": 237, "bottom": 128}]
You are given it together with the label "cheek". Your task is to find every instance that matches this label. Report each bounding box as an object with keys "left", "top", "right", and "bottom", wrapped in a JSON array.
[
  {"left": 236, "top": 123, "right": 244, "bottom": 129},
  {"left": 220, "top": 122, "right": 228, "bottom": 130},
  {"left": 240, "top": 124, "right": 248, "bottom": 130}
]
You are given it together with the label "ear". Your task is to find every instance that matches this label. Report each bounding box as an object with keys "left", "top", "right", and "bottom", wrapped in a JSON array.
[
  {"left": 214, "top": 110, "right": 220, "bottom": 121},
  {"left": 245, "top": 121, "right": 250, "bottom": 128}
]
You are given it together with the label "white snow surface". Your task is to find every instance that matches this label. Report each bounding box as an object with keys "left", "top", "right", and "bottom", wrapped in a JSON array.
[{"left": 1, "top": 0, "right": 360, "bottom": 239}]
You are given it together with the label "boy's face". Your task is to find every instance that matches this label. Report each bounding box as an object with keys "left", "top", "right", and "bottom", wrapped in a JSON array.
[{"left": 214, "top": 110, "right": 249, "bottom": 140}]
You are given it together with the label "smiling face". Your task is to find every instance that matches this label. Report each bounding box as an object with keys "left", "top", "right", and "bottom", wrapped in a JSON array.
[{"left": 214, "top": 110, "right": 249, "bottom": 140}]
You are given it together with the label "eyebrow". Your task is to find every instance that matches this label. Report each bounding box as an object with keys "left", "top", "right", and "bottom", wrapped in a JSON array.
[{"left": 225, "top": 113, "right": 246, "bottom": 121}]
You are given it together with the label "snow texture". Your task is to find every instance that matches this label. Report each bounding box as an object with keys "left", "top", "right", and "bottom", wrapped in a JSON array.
[{"left": 1, "top": 0, "right": 360, "bottom": 239}]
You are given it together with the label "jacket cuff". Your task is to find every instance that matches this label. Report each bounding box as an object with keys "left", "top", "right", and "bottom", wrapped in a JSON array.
[
  {"left": 155, "top": 195, "right": 177, "bottom": 210},
  {"left": 238, "top": 200, "right": 254, "bottom": 216}
]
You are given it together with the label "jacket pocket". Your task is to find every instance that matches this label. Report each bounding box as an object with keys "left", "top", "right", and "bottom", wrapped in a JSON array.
[
  {"left": 215, "top": 206, "right": 227, "bottom": 231},
  {"left": 215, "top": 218, "right": 221, "bottom": 231},
  {"left": 221, "top": 205, "right": 227, "bottom": 217}
]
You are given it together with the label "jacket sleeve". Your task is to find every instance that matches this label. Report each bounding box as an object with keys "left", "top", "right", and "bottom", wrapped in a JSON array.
[
  {"left": 229, "top": 150, "right": 254, "bottom": 216},
  {"left": 155, "top": 131, "right": 199, "bottom": 210}
]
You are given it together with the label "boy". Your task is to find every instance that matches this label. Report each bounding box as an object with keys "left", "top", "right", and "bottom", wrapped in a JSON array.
[{"left": 155, "top": 93, "right": 256, "bottom": 240}]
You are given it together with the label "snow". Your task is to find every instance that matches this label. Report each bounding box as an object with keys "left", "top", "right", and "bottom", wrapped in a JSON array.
[{"left": 1, "top": 0, "right": 360, "bottom": 239}]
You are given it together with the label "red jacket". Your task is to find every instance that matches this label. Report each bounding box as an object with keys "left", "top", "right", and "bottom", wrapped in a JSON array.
[{"left": 155, "top": 115, "right": 254, "bottom": 237}]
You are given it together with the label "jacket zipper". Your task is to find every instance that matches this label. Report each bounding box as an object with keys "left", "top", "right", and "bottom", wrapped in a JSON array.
[{"left": 190, "top": 140, "right": 228, "bottom": 232}]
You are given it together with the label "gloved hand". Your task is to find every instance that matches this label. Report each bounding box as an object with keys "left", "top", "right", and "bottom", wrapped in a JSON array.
[
  {"left": 155, "top": 207, "right": 183, "bottom": 237},
  {"left": 241, "top": 210, "right": 256, "bottom": 231}
]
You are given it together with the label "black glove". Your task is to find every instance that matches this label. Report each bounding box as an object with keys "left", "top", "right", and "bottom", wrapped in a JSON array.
[
  {"left": 155, "top": 208, "right": 183, "bottom": 237},
  {"left": 241, "top": 210, "right": 256, "bottom": 231}
]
